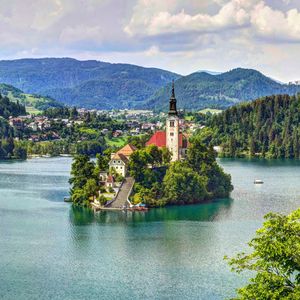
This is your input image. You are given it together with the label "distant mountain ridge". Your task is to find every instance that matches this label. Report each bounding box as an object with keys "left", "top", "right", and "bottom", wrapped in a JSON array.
[
  {"left": 0, "top": 58, "right": 180, "bottom": 109},
  {"left": 144, "top": 68, "right": 300, "bottom": 111},
  {"left": 0, "top": 58, "right": 299, "bottom": 111}
]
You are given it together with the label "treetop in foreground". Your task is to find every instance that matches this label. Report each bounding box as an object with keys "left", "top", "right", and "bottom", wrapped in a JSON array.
[{"left": 226, "top": 208, "right": 300, "bottom": 299}]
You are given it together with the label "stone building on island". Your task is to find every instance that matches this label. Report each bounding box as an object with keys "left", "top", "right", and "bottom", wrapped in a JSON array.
[
  {"left": 146, "top": 82, "right": 188, "bottom": 161},
  {"left": 109, "top": 144, "right": 137, "bottom": 177}
]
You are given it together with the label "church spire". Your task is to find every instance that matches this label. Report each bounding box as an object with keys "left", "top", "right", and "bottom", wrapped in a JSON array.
[{"left": 169, "top": 80, "right": 178, "bottom": 116}]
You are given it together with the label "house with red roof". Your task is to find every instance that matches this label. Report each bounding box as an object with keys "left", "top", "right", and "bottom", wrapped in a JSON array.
[{"left": 109, "top": 143, "right": 137, "bottom": 177}]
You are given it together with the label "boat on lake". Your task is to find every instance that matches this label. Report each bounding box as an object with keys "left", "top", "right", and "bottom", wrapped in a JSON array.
[{"left": 254, "top": 179, "right": 264, "bottom": 184}]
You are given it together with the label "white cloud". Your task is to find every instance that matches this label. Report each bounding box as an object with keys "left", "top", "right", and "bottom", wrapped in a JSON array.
[
  {"left": 251, "top": 2, "right": 300, "bottom": 41},
  {"left": 145, "top": 45, "right": 160, "bottom": 56},
  {"left": 0, "top": 0, "right": 299, "bottom": 82},
  {"left": 125, "top": 0, "right": 300, "bottom": 42}
]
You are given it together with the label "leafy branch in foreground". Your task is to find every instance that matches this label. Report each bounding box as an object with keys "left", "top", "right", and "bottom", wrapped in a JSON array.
[{"left": 225, "top": 209, "right": 300, "bottom": 299}]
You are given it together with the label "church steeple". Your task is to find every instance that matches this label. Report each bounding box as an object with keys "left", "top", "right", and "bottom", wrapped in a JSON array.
[{"left": 169, "top": 80, "right": 178, "bottom": 116}]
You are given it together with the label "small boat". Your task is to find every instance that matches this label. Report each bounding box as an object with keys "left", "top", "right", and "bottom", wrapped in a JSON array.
[
  {"left": 128, "top": 206, "right": 149, "bottom": 212},
  {"left": 254, "top": 179, "right": 264, "bottom": 184},
  {"left": 127, "top": 202, "right": 149, "bottom": 212},
  {"left": 64, "top": 197, "right": 72, "bottom": 202}
]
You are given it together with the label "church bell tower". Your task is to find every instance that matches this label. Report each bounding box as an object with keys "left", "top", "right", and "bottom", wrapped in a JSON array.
[{"left": 166, "top": 81, "right": 179, "bottom": 161}]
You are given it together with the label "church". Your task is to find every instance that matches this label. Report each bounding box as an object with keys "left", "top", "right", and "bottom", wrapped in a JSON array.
[{"left": 146, "top": 82, "right": 188, "bottom": 161}]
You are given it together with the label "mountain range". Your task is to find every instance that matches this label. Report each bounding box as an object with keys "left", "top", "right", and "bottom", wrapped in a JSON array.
[
  {"left": 145, "top": 68, "right": 300, "bottom": 111},
  {"left": 0, "top": 58, "right": 299, "bottom": 111},
  {"left": 0, "top": 58, "right": 179, "bottom": 110}
]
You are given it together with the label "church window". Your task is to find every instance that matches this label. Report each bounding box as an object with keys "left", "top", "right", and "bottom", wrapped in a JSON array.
[
  {"left": 170, "top": 132, "right": 174, "bottom": 136},
  {"left": 170, "top": 121, "right": 175, "bottom": 127}
]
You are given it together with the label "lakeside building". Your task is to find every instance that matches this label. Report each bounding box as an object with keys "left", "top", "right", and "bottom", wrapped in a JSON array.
[
  {"left": 109, "top": 144, "right": 137, "bottom": 177},
  {"left": 146, "top": 82, "right": 188, "bottom": 161}
]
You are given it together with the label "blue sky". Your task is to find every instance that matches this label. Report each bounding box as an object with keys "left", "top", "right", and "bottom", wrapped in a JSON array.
[{"left": 0, "top": 0, "right": 300, "bottom": 82}]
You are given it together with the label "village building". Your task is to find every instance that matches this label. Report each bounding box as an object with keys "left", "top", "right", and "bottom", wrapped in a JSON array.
[
  {"left": 146, "top": 82, "right": 188, "bottom": 161},
  {"left": 109, "top": 144, "right": 137, "bottom": 177},
  {"left": 105, "top": 175, "right": 115, "bottom": 188}
]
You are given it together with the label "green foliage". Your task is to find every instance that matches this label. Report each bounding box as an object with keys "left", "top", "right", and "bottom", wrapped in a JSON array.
[
  {"left": 98, "top": 195, "right": 108, "bottom": 205},
  {"left": 145, "top": 68, "right": 300, "bottom": 111},
  {"left": 129, "top": 140, "right": 232, "bottom": 207},
  {"left": 127, "top": 134, "right": 151, "bottom": 149},
  {"left": 205, "top": 94, "right": 300, "bottom": 158},
  {"left": 0, "top": 83, "right": 62, "bottom": 113},
  {"left": 69, "top": 155, "right": 96, "bottom": 197},
  {"left": 0, "top": 94, "right": 26, "bottom": 119},
  {"left": 163, "top": 161, "right": 208, "bottom": 204},
  {"left": 83, "top": 178, "right": 98, "bottom": 200},
  {"left": 13, "top": 143, "right": 27, "bottom": 159},
  {"left": 129, "top": 145, "right": 168, "bottom": 186},
  {"left": 95, "top": 153, "right": 109, "bottom": 172},
  {"left": 76, "top": 140, "right": 105, "bottom": 156},
  {"left": 71, "top": 189, "right": 88, "bottom": 206},
  {"left": 0, "top": 58, "right": 179, "bottom": 109},
  {"left": 226, "top": 209, "right": 300, "bottom": 300}
]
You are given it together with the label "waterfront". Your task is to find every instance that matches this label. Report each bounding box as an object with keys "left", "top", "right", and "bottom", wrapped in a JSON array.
[{"left": 1, "top": 157, "right": 300, "bottom": 299}]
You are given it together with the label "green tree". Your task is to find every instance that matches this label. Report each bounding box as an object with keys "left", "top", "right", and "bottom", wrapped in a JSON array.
[
  {"left": 187, "top": 137, "right": 216, "bottom": 172},
  {"left": 163, "top": 161, "right": 208, "bottom": 204},
  {"left": 161, "top": 146, "right": 172, "bottom": 165},
  {"left": 226, "top": 209, "right": 300, "bottom": 299},
  {"left": 83, "top": 178, "right": 98, "bottom": 201},
  {"left": 129, "top": 149, "right": 150, "bottom": 182},
  {"left": 95, "top": 153, "right": 109, "bottom": 173},
  {"left": 69, "top": 155, "right": 95, "bottom": 194},
  {"left": 146, "top": 144, "right": 162, "bottom": 168},
  {"left": 13, "top": 144, "right": 27, "bottom": 159}
]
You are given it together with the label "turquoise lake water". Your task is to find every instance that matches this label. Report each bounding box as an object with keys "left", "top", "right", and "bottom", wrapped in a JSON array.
[{"left": 1, "top": 157, "right": 300, "bottom": 299}]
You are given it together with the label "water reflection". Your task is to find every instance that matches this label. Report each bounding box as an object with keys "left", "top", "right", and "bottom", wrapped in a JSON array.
[{"left": 69, "top": 198, "right": 233, "bottom": 226}]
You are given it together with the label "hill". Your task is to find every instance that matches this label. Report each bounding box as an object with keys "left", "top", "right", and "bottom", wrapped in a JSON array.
[
  {"left": 0, "top": 58, "right": 180, "bottom": 109},
  {"left": 144, "top": 68, "right": 300, "bottom": 111},
  {"left": 0, "top": 93, "right": 26, "bottom": 119},
  {"left": 200, "top": 94, "right": 300, "bottom": 159},
  {"left": 0, "top": 83, "right": 62, "bottom": 114}
]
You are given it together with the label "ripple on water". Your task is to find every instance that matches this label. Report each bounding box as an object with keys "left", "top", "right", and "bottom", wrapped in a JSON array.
[{"left": 1, "top": 157, "right": 300, "bottom": 299}]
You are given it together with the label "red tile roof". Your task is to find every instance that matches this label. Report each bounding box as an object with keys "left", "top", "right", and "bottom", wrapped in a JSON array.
[
  {"left": 146, "top": 131, "right": 188, "bottom": 148},
  {"left": 111, "top": 153, "right": 129, "bottom": 164},
  {"left": 116, "top": 144, "right": 137, "bottom": 157},
  {"left": 107, "top": 175, "right": 115, "bottom": 183},
  {"left": 146, "top": 131, "right": 166, "bottom": 148}
]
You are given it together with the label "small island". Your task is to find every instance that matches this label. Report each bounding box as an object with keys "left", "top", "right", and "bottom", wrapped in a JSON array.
[{"left": 69, "top": 83, "right": 233, "bottom": 209}]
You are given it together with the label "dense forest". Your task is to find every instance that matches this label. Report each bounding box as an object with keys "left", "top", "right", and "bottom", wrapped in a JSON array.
[
  {"left": 0, "top": 94, "right": 27, "bottom": 159},
  {"left": 129, "top": 138, "right": 233, "bottom": 207},
  {"left": 0, "top": 94, "right": 26, "bottom": 118},
  {"left": 0, "top": 83, "right": 62, "bottom": 113},
  {"left": 1, "top": 58, "right": 299, "bottom": 111},
  {"left": 0, "top": 58, "right": 179, "bottom": 109},
  {"left": 145, "top": 69, "right": 300, "bottom": 111},
  {"left": 202, "top": 94, "right": 300, "bottom": 158}
]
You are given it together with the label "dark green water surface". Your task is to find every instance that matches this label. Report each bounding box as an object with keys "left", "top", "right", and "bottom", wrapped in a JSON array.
[{"left": 1, "top": 158, "right": 300, "bottom": 299}]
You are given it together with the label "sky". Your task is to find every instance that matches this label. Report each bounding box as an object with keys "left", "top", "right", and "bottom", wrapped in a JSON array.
[{"left": 0, "top": 0, "right": 300, "bottom": 82}]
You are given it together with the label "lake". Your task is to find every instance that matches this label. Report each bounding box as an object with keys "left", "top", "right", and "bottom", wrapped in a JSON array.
[{"left": 1, "top": 157, "right": 300, "bottom": 300}]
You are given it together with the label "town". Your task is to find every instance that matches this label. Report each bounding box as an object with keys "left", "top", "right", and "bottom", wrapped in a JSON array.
[{"left": 6, "top": 101, "right": 206, "bottom": 158}]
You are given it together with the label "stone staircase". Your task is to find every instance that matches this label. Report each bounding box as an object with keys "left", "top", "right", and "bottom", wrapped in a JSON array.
[{"left": 106, "top": 177, "right": 135, "bottom": 208}]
